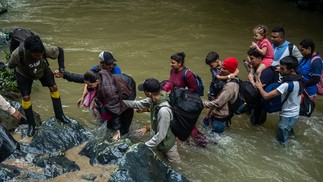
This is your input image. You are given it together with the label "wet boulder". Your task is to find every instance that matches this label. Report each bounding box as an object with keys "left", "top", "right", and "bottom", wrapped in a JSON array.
[
  {"left": 0, "top": 163, "right": 21, "bottom": 181},
  {"left": 79, "top": 138, "right": 132, "bottom": 165},
  {"left": 109, "top": 143, "right": 188, "bottom": 182},
  {"left": 33, "top": 156, "right": 80, "bottom": 179},
  {"left": 24, "top": 117, "right": 92, "bottom": 155}
]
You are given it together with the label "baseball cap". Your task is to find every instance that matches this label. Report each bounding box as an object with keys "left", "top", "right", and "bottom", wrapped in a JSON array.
[
  {"left": 138, "top": 78, "right": 160, "bottom": 93},
  {"left": 99, "top": 51, "right": 117, "bottom": 64}
]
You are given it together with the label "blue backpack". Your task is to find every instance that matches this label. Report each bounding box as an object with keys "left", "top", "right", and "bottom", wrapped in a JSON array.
[
  {"left": 260, "top": 82, "right": 293, "bottom": 113},
  {"left": 182, "top": 68, "right": 204, "bottom": 96}
]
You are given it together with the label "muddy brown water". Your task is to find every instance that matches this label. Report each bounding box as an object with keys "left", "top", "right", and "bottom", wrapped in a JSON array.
[{"left": 1, "top": 0, "right": 323, "bottom": 181}]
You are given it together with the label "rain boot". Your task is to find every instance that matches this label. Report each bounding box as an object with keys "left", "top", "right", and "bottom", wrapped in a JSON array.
[
  {"left": 51, "top": 96, "right": 71, "bottom": 124},
  {"left": 23, "top": 105, "right": 36, "bottom": 137}
]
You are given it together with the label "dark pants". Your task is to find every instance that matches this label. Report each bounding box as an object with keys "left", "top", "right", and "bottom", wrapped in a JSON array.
[
  {"left": 120, "top": 108, "right": 134, "bottom": 135},
  {"left": 15, "top": 67, "right": 55, "bottom": 96}
]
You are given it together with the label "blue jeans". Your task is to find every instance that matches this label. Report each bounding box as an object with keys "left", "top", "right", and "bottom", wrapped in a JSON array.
[
  {"left": 277, "top": 116, "right": 298, "bottom": 144},
  {"left": 210, "top": 118, "right": 228, "bottom": 133}
]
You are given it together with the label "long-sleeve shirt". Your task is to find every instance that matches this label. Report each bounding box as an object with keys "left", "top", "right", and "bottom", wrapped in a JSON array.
[
  {"left": 8, "top": 43, "right": 64, "bottom": 80},
  {"left": 203, "top": 81, "right": 239, "bottom": 119},
  {"left": 123, "top": 97, "right": 174, "bottom": 150},
  {"left": 0, "top": 95, "right": 16, "bottom": 115}
]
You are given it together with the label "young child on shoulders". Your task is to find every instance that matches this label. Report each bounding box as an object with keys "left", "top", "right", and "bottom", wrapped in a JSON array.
[{"left": 249, "top": 25, "right": 274, "bottom": 85}]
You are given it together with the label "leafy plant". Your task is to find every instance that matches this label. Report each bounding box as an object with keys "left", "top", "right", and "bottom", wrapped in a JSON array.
[{"left": 0, "top": 50, "right": 18, "bottom": 92}]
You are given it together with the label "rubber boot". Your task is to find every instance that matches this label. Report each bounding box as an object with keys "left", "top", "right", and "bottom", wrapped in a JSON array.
[
  {"left": 51, "top": 97, "right": 71, "bottom": 123},
  {"left": 24, "top": 106, "right": 36, "bottom": 137}
]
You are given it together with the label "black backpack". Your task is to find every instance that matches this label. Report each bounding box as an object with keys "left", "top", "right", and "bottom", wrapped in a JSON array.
[
  {"left": 155, "top": 88, "right": 203, "bottom": 141},
  {"left": 229, "top": 79, "right": 260, "bottom": 115},
  {"left": 9, "top": 28, "right": 35, "bottom": 53}
]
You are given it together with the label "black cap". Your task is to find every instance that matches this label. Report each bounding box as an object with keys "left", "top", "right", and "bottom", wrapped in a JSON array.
[
  {"left": 99, "top": 51, "right": 117, "bottom": 64},
  {"left": 138, "top": 78, "right": 160, "bottom": 93}
]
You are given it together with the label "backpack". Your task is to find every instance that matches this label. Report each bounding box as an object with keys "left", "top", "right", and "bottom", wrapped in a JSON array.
[
  {"left": 299, "top": 90, "right": 315, "bottom": 117},
  {"left": 112, "top": 74, "right": 132, "bottom": 100},
  {"left": 260, "top": 82, "right": 293, "bottom": 113},
  {"left": 229, "top": 79, "right": 260, "bottom": 115},
  {"left": 182, "top": 68, "right": 204, "bottom": 96},
  {"left": 9, "top": 28, "right": 34, "bottom": 53},
  {"left": 310, "top": 55, "right": 323, "bottom": 95},
  {"left": 155, "top": 88, "right": 203, "bottom": 141},
  {"left": 8, "top": 28, "right": 49, "bottom": 67}
]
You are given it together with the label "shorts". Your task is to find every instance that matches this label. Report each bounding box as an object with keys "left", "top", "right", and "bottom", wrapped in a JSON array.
[
  {"left": 16, "top": 67, "right": 56, "bottom": 96},
  {"left": 261, "top": 58, "right": 273, "bottom": 68}
]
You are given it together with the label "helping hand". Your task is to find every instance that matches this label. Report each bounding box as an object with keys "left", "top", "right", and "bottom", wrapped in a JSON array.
[
  {"left": 54, "top": 70, "right": 63, "bottom": 78},
  {"left": 112, "top": 130, "right": 121, "bottom": 141},
  {"left": 135, "top": 127, "right": 147, "bottom": 136}
]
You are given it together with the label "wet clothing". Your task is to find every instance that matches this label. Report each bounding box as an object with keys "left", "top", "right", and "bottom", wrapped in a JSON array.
[
  {"left": 275, "top": 75, "right": 303, "bottom": 144},
  {"left": 169, "top": 67, "right": 198, "bottom": 93},
  {"left": 123, "top": 94, "right": 177, "bottom": 153},
  {"left": 298, "top": 53, "right": 323, "bottom": 97}
]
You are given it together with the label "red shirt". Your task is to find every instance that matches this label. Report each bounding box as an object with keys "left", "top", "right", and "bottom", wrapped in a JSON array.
[{"left": 169, "top": 67, "right": 198, "bottom": 93}]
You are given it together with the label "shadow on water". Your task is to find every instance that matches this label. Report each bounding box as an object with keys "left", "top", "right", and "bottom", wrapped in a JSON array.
[{"left": 1, "top": 0, "right": 323, "bottom": 181}]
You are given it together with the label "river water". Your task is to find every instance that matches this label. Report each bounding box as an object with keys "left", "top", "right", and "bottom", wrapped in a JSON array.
[{"left": 1, "top": 0, "right": 323, "bottom": 181}]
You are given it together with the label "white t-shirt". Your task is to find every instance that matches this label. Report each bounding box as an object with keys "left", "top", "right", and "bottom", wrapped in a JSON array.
[{"left": 277, "top": 81, "right": 301, "bottom": 117}]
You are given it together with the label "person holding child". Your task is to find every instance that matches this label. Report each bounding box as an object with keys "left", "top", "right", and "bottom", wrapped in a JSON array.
[
  {"left": 203, "top": 57, "right": 239, "bottom": 134},
  {"left": 256, "top": 56, "right": 304, "bottom": 144},
  {"left": 204, "top": 51, "right": 239, "bottom": 100},
  {"left": 249, "top": 24, "right": 274, "bottom": 86}
]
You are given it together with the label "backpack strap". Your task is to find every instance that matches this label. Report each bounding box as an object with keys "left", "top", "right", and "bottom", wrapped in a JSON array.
[
  {"left": 181, "top": 68, "right": 189, "bottom": 86},
  {"left": 281, "top": 82, "right": 293, "bottom": 106},
  {"left": 18, "top": 44, "right": 24, "bottom": 63},
  {"left": 310, "top": 55, "right": 321, "bottom": 65},
  {"left": 288, "top": 43, "right": 293, "bottom": 56}
]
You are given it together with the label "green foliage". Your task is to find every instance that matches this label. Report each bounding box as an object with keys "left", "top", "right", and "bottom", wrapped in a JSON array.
[{"left": 0, "top": 50, "right": 18, "bottom": 92}]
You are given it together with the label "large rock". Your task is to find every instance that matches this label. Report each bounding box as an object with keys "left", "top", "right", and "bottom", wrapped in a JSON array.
[
  {"left": 33, "top": 156, "right": 80, "bottom": 179},
  {"left": 109, "top": 143, "right": 188, "bottom": 182},
  {"left": 79, "top": 138, "right": 132, "bottom": 165},
  {"left": 24, "top": 117, "right": 92, "bottom": 155},
  {"left": 0, "top": 163, "right": 21, "bottom": 181}
]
